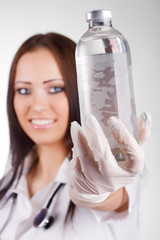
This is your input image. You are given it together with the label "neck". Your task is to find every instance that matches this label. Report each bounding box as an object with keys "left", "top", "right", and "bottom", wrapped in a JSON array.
[
  {"left": 36, "top": 141, "right": 68, "bottom": 180},
  {"left": 27, "top": 141, "right": 69, "bottom": 197}
]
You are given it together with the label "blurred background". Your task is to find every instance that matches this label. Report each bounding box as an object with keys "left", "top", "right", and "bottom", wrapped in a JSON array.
[{"left": 0, "top": 0, "right": 159, "bottom": 239}]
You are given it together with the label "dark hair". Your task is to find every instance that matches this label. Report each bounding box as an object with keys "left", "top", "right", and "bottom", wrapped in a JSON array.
[{"left": 0, "top": 32, "right": 80, "bottom": 221}]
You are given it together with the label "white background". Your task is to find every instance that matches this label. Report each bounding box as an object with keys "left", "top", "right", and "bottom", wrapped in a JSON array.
[{"left": 0, "top": 0, "right": 159, "bottom": 239}]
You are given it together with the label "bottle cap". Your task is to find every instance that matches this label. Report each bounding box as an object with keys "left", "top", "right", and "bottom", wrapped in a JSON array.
[{"left": 86, "top": 9, "right": 112, "bottom": 22}]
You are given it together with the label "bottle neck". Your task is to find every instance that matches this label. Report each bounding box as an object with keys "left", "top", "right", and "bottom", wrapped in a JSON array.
[{"left": 88, "top": 19, "right": 112, "bottom": 28}]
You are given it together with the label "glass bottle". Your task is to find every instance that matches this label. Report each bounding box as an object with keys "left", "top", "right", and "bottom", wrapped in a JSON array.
[{"left": 75, "top": 9, "right": 137, "bottom": 161}]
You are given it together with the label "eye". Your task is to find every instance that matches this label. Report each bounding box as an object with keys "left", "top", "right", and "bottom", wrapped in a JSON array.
[
  {"left": 49, "top": 87, "right": 65, "bottom": 94},
  {"left": 16, "top": 88, "right": 31, "bottom": 95}
]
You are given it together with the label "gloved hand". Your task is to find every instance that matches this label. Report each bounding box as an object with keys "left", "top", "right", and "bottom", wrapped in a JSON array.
[{"left": 68, "top": 113, "right": 152, "bottom": 208}]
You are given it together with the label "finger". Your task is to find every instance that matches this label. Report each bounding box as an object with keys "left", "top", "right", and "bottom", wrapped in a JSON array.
[
  {"left": 70, "top": 121, "right": 98, "bottom": 176},
  {"left": 83, "top": 114, "right": 118, "bottom": 171},
  {"left": 68, "top": 152, "right": 106, "bottom": 196},
  {"left": 107, "top": 116, "right": 144, "bottom": 174},
  {"left": 68, "top": 154, "right": 90, "bottom": 194},
  {"left": 137, "top": 112, "right": 152, "bottom": 147},
  {"left": 69, "top": 147, "right": 82, "bottom": 172}
]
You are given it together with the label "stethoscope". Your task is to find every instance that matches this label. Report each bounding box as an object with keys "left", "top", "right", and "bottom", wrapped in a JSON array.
[{"left": 0, "top": 183, "right": 64, "bottom": 235}]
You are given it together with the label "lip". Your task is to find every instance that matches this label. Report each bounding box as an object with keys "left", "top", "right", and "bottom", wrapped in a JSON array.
[{"left": 29, "top": 118, "right": 56, "bottom": 129}]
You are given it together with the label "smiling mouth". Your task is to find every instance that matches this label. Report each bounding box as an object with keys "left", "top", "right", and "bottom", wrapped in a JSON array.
[{"left": 30, "top": 119, "right": 55, "bottom": 126}]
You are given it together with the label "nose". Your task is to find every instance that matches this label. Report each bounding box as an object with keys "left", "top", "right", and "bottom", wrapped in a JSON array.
[{"left": 32, "top": 91, "right": 48, "bottom": 112}]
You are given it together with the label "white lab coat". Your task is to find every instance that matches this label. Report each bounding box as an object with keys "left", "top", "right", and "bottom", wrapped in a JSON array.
[{"left": 0, "top": 150, "right": 140, "bottom": 240}]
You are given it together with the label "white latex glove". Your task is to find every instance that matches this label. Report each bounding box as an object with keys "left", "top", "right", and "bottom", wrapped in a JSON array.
[{"left": 68, "top": 113, "right": 152, "bottom": 208}]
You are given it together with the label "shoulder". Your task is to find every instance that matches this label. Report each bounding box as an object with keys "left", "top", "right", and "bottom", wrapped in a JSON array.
[
  {"left": 0, "top": 170, "right": 14, "bottom": 189},
  {"left": 0, "top": 148, "right": 37, "bottom": 191},
  {"left": 0, "top": 170, "right": 16, "bottom": 207}
]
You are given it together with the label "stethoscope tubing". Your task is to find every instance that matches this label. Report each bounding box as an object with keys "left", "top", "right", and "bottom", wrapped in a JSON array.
[{"left": 46, "top": 183, "right": 64, "bottom": 209}]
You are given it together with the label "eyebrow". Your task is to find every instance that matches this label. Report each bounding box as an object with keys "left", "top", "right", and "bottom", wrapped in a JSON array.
[
  {"left": 43, "top": 79, "right": 63, "bottom": 84},
  {"left": 14, "top": 81, "right": 31, "bottom": 85},
  {"left": 14, "top": 79, "right": 63, "bottom": 85}
]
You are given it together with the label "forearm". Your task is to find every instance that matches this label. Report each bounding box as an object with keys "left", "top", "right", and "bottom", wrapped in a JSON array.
[{"left": 92, "top": 187, "right": 129, "bottom": 212}]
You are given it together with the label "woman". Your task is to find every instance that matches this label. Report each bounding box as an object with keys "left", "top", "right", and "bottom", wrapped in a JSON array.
[{"left": 0, "top": 32, "right": 151, "bottom": 240}]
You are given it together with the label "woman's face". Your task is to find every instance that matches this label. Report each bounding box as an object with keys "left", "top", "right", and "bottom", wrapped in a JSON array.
[{"left": 14, "top": 47, "right": 70, "bottom": 148}]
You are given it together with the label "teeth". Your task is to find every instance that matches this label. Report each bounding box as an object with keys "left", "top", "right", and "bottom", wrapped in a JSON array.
[{"left": 31, "top": 119, "right": 54, "bottom": 125}]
